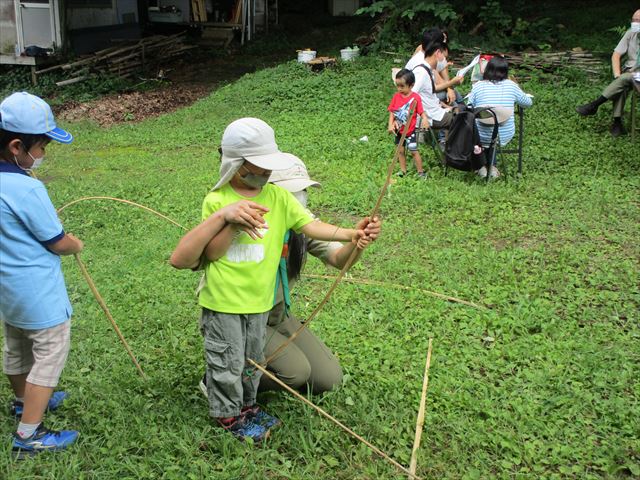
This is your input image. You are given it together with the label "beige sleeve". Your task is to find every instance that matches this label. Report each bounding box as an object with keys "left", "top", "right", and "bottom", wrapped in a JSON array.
[
  {"left": 306, "top": 237, "right": 343, "bottom": 265},
  {"left": 614, "top": 31, "right": 631, "bottom": 55}
]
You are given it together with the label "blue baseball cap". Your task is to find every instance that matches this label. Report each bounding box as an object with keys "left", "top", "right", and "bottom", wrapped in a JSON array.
[{"left": 0, "top": 92, "right": 73, "bottom": 144}]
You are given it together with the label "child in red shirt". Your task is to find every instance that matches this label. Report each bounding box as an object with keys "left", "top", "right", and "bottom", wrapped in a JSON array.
[{"left": 387, "top": 69, "right": 430, "bottom": 178}]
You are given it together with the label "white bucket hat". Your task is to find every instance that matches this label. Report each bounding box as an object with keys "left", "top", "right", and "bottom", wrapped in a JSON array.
[
  {"left": 269, "top": 154, "right": 320, "bottom": 193},
  {"left": 212, "top": 118, "right": 295, "bottom": 191}
]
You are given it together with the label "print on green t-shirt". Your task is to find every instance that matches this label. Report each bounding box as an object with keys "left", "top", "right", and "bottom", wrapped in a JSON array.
[{"left": 198, "top": 183, "right": 314, "bottom": 314}]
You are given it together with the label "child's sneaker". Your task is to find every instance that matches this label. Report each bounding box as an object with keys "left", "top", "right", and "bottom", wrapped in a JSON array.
[
  {"left": 10, "top": 391, "right": 68, "bottom": 418},
  {"left": 417, "top": 171, "right": 428, "bottom": 180},
  {"left": 199, "top": 374, "right": 207, "bottom": 398},
  {"left": 218, "top": 416, "right": 270, "bottom": 443},
  {"left": 242, "top": 405, "right": 282, "bottom": 429},
  {"left": 395, "top": 171, "right": 406, "bottom": 178},
  {"left": 12, "top": 423, "right": 78, "bottom": 459}
]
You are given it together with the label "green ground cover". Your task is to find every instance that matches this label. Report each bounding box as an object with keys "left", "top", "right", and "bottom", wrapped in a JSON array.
[{"left": 1, "top": 49, "right": 639, "bottom": 479}]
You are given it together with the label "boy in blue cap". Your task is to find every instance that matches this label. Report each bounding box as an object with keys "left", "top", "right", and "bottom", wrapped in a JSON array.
[{"left": 0, "top": 92, "right": 84, "bottom": 457}]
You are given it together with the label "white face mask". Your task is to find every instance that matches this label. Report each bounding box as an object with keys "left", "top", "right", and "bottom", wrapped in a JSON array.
[
  {"left": 631, "top": 22, "right": 640, "bottom": 33},
  {"left": 436, "top": 55, "right": 448, "bottom": 72},
  {"left": 292, "top": 190, "right": 308, "bottom": 208},
  {"left": 28, "top": 151, "right": 44, "bottom": 169}
]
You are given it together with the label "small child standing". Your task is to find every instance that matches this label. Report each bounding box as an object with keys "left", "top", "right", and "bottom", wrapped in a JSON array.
[
  {"left": 171, "top": 118, "right": 375, "bottom": 443},
  {"left": 0, "top": 92, "right": 84, "bottom": 457},
  {"left": 387, "top": 69, "right": 430, "bottom": 178}
]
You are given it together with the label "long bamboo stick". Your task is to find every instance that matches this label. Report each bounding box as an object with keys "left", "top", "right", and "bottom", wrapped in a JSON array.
[
  {"left": 57, "top": 196, "right": 188, "bottom": 231},
  {"left": 73, "top": 254, "right": 147, "bottom": 379},
  {"left": 302, "top": 273, "right": 487, "bottom": 310},
  {"left": 248, "top": 359, "right": 423, "bottom": 480},
  {"left": 408, "top": 338, "right": 433, "bottom": 476},
  {"left": 258, "top": 101, "right": 418, "bottom": 370}
]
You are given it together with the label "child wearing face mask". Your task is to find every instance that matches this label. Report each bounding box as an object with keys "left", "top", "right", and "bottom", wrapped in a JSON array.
[
  {"left": 0, "top": 92, "right": 84, "bottom": 458},
  {"left": 170, "top": 117, "right": 377, "bottom": 443},
  {"left": 387, "top": 69, "right": 429, "bottom": 178}
]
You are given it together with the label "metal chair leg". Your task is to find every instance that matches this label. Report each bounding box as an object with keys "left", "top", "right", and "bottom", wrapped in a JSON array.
[{"left": 517, "top": 107, "right": 524, "bottom": 175}]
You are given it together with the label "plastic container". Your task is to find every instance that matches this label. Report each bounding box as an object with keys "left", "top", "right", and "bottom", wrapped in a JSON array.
[
  {"left": 340, "top": 47, "right": 360, "bottom": 61},
  {"left": 297, "top": 50, "right": 317, "bottom": 63}
]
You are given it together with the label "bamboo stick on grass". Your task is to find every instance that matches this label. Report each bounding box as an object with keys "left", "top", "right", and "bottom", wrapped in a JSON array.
[
  {"left": 408, "top": 338, "right": 433, "bottom": 477},
  {"left": 248, "top": 359, "right": 423, "bottom": 480}
]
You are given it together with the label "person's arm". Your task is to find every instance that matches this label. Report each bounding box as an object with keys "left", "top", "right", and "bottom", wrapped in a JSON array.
[
  {"left": 388, "top": 111, "right": 397, "bottom": 134},
  {"left": 170, "top": 200, "right": 268, "bottom": 269},
  {"left": 203, "top": 223, "right": 239, "bottom": 262},
  {"left": 440, "top": 66, "right": 458, "bottom": 104},
  {"left": 325, "top": 216, "right": 381, "bottom": 269},
  {"left": 301, "top": 221, "right": 362, "bottom": 245},
  {"left": 48, "top": 233, "right": 83, "bottom": 255},
  {"left": 612, "top": 51, "right": 623, "bottom": 78},
  {"left": 513, "top": 83, "right": 533, "bottom": 108},
  {"left": 420, "top": 112, "right": 430, "bottom": 128}
]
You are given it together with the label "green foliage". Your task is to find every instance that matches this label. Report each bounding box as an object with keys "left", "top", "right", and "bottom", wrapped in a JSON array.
[
  {"left": 1, "top": 43, "right": 639, "bottom": 480},
  {"left": 356, "top": 0, "right": 457, "bottom": 52},
  {"left": 356, "top": 0, "right": 633, "bottom": 52},
  {"left": 0, "top": 66, "right": 137, "bottom": 106}
]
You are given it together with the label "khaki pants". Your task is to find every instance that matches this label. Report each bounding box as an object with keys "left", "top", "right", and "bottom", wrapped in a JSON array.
[
  {"left": 603, "top": 72, "right": 634, "bottom": 117},
  {"left": 431, "top": 110, "right": 455, "bottom": 129},
  {"left": 260, "top": 314, "right": 342, "bottom": 395},
  {"left": 200, "top": 309, "right": 268, "bottom": 418}
]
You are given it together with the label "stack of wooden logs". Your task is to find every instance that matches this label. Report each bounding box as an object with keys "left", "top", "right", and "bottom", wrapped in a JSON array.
[
  {"left": 36, "top": 33, "right": 196, "bottom": 86},
  {"left": 456, "top": 47, "right": 605, "bottom": 77}
]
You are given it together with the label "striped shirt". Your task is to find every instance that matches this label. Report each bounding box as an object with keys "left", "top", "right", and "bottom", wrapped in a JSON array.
[{"left": 468, "top": 79, "right": 532, "bottom": 146}]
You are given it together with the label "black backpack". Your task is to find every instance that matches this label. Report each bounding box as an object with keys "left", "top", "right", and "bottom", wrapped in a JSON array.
[{"left": 444, "top": 106, "right": 499, "bottom": 171}]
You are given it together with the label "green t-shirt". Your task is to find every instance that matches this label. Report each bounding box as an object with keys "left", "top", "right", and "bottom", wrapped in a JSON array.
[{"left": 199, "top": 183, "right": 314, "bottom": 314}]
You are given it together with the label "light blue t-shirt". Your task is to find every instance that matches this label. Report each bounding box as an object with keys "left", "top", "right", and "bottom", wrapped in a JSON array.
[
  {"left": 468, "top": 79, "right": 533, "bottom": 146},
  {"left": 0, "top": 163, "right": 72, "bottom": 329}
]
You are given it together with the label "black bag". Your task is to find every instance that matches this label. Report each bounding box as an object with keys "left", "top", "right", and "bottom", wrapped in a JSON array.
[{"left": 444, "top": 106, "right": 498, "bottom": 171}]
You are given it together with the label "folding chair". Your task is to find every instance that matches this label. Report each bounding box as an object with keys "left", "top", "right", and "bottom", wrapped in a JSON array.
[
  {"left": 497, "top": 105, "right": 525, "bottom": 175},
  {"left": 415, "top": 126, "right": 445, "bottom": 166},
  {"left": 476, "top": 106, "right": 525, "bottom": 177},
  {"left": 631, "top": 76, "right": 640, "bottom": 142}
]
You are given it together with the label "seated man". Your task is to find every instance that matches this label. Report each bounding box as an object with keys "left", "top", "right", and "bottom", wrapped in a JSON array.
[
  {"left": 406, "top": 29, "right": 463, "bottom": 108},
  {"left": 408, "top": 39, "right": 463, "bottom": 135},
  {"left": 576, "top": 9, "right": 640, "bottom": 137}
]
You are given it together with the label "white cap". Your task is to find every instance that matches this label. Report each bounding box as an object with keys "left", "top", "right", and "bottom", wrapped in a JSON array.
[
  {"left": 269, "top": 154, "right": 320, "bottom": 193},
  {"left": 212, "top": 118, "right": 295, "bottom": 190},
  {"left": 221, "top": 118, "right": 294, "bottom": 170}
]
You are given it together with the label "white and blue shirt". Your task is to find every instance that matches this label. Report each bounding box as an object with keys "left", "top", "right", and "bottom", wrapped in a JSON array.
[
  {"left": 0, "top": 162, "right": 72, "bottom": 329},
  {"left": 468, "top": 79, "right": 533, "bottom": 146}
]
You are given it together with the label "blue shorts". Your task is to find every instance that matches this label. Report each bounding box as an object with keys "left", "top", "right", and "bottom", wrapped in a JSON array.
[{"left": 394, "top": 131, "right": 418, "bottom": 152}]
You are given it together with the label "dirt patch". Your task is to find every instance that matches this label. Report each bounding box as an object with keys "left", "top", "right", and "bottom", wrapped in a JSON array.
[{"left": 54, "top": 84, "right": 212, "bottom": 127}]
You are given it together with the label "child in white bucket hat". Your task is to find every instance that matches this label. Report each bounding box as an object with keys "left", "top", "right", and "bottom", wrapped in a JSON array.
[
  {"left": 0, "top": 92, "right": 83, "bottom": 458},
  {"left": 171, "top": 117, "right": 378, "bottom": 442}
]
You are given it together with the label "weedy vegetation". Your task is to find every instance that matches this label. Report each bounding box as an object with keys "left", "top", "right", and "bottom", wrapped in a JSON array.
[{"left": 1, "top": 14, "right": 639, "bottom": 480}]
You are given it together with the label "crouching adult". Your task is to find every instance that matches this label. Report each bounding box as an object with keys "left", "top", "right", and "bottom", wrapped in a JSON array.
[{"left": 260, "top": 156, "right": 381, "bottom": 394}]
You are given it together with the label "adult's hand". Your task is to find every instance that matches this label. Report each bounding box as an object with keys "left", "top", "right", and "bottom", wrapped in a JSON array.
[
  {"left": 447, "top": 88, "right": 457, "bottom": 104},
  {"left": 452, "top": 75, "right": 464, "bottom": 86},
  {"left": 353, "top": 215, "right": 382, "bottom": 249}
]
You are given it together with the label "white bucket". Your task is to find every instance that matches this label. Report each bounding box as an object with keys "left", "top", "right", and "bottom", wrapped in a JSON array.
[
  {"left": 297, "top": 50, "right": 317, "bottom": 63},
  {"left": 340, "top": 48, "right": 360, "bottom": 61}
]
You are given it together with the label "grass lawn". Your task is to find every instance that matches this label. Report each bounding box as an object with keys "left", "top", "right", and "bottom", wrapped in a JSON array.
[{"left": 1, "top": 50, "right": 639, "bottom": 478}]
